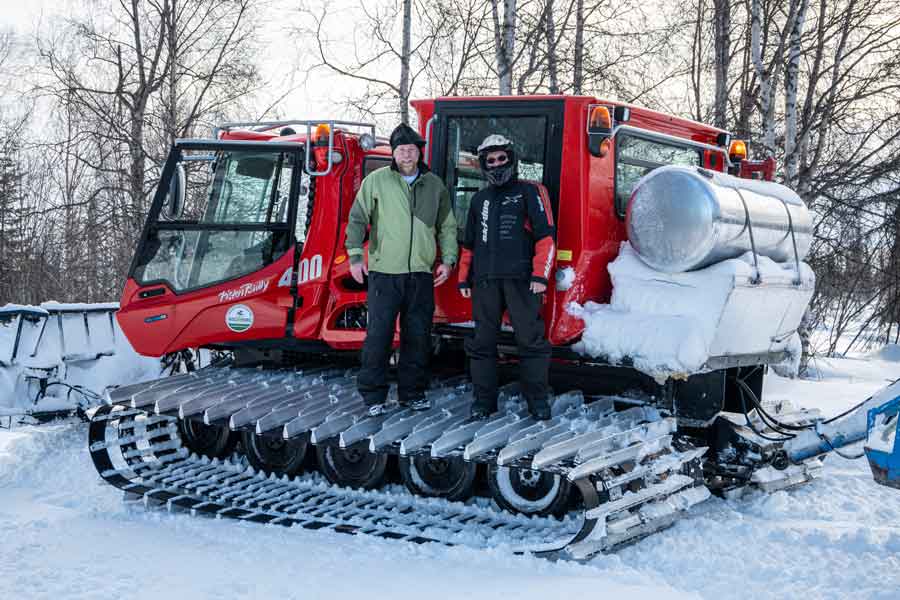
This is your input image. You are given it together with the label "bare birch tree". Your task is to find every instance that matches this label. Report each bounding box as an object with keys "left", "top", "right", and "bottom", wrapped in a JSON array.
[
  {"left": 750, "top": 0, "right": 797, "bottom": 157},
  {"left": 573, "top": 0, "right": 585, "bottom": 94},
  {"left": 545, "top": 0, "right": 559, "bottom": 93},
  {"left": 782, "top": 0, "right": 809, "bottom": 184},
  {"left": 23, "top": 0, "right": 259, "bottom": 300},
  {"left": 298, "top": 0, "right": 450, "bottom": 124},
  {"left": 491, "top": 0, "right": 517, "bottom": 94},
  {"left": 712, "top": 0, "right": 731, "bottom": 128}
]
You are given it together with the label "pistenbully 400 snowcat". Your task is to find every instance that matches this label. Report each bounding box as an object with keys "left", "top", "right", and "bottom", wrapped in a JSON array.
[{"left": 88, "top": 95, "right": 900, "bottom": 560}]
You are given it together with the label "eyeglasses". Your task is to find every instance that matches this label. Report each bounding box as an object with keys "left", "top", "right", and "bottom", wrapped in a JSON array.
[{"left": 485, "top": 154, "right": 509, "bottom": 166}]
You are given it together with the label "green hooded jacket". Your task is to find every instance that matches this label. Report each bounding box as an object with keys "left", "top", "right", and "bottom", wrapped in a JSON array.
[{"left": 345, "top": 165, "right": 458, "bottom": 274}]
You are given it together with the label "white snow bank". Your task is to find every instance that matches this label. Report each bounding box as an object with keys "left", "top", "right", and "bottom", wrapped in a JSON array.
[
  {"left": 870, "top": 344, "right": 900, "bottom": 362},
  {"left": 569, "top": 243, "right": 814, "bottom": 380}
]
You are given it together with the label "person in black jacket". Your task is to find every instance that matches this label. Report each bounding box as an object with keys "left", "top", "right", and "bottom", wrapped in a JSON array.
[{"left": 457, "top": 134, "right": 556, "bottom": 420}]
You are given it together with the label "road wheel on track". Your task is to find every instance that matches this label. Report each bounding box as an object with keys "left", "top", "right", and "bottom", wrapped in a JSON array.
[
  {"left": 487, "top": 464, "right": 571, "bottom": 517},
  {"left": 242, "top": 431, "right": 308, "bottom": 477},
  {"left": 178, "top": 418, "right": 237, "bottom": 459},
  {"left": 399, "top": 455, "right": 477, "bottom": 502},
  {"left": 316, "top": 441, "right": 387, "bottom": 489}
]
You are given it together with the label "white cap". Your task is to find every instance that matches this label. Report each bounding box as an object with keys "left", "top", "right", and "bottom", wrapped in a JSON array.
[{"left": 477, "top": 134, "right": 512, "bottom": 153}]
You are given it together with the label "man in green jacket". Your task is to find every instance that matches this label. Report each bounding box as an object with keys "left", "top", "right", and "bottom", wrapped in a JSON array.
[{"left": 345, "top": 123, "right": 458, "bottom": 414}]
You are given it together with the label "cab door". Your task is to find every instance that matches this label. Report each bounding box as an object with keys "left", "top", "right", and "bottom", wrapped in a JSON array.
[
  {"left": 118, "top": 142, "right": 302, "bottom": 356},
  {"left": 429, "top": 99, "right": 565, "bottom": 327}
]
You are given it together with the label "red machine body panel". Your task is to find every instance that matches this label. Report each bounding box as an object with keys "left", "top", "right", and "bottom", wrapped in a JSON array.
[{"left": 117, "top": 96, "right": 735, "bottom": 358}]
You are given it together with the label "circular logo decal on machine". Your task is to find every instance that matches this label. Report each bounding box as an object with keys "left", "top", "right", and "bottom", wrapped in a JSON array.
[{"left": 225, "top": 304, "right": 254, "bottom": 333}]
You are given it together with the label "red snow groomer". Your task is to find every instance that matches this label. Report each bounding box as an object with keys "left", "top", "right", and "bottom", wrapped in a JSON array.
[{"left": 90, "top": 96, "right": 900, "bottom": 559}]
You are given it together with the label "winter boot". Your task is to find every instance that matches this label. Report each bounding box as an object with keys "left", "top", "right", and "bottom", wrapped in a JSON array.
[
  {"left": 468, "top": 406, "right": 492, "bottom": 421},
  {"left": 526, "top": 396, "right": 551, "bottom": 421},
  {"left": 367, "top": 403, "right": 389, "bottom": 417},
  {"left": 409, "top": 398, "right": 432, "bottom": 411}
]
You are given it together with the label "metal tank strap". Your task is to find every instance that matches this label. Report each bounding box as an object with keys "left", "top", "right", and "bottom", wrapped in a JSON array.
[
  {"left": 781, "top": 199, "right": 803, "bottom": 286},
  {"left": 733, "top": 187, "right": 762, "bottom": 285}
]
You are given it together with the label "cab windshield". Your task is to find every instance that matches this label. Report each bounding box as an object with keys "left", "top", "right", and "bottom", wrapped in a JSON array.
[{"left": 132, "top": 147, "right": 307, "bottom": 294}]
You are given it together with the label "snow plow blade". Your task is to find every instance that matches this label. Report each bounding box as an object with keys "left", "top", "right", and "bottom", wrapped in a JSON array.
[
  {"left": 89, "top": 367, "right": 709, "bottom": 560},
  {"left": 1, "top": 303, "right": 124, "bottom": 421}
]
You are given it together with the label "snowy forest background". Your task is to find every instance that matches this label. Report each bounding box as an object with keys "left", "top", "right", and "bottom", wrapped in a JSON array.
[{"left": 0, "top": 0, "right": 898, "bottom": 370}]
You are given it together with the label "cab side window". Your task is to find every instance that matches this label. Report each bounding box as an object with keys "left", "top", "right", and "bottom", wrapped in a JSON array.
[{"left": 614, "top": 135, "right": 701, "bottom": 218}]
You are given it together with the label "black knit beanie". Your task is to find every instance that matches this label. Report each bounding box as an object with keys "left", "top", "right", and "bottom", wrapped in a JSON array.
[{"left": 389, "top": 123, "right": 426, "bottom": 150}]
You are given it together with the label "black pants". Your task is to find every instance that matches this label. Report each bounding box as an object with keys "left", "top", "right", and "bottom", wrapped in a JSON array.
[
  {"left": 358, "top": 271, "right": 434, "bottom": 406},
  {"left": 465, "top": 278, "right": 551, "bottom": 416}
]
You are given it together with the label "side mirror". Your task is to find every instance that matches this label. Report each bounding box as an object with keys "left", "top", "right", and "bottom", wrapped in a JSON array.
[{"left": 164, "top": 164, "right": 186, "bottom": 220}]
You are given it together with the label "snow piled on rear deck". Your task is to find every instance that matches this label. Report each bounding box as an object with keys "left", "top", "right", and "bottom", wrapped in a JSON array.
[{"left": 569, "top": 242, "right": 813, "bottom": 380}]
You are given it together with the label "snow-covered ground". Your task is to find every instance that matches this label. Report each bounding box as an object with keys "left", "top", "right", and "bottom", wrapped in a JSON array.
[{"left": 1, "top": 351, "right": 898, "bottom": 599}]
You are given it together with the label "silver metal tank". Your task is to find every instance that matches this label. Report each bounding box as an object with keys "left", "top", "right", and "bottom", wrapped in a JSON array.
[{"left": 626, "top": 165, "right": 812, "bottom": 273}]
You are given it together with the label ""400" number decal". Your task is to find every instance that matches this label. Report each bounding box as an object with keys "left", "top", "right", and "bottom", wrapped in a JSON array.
[{"left": 278, "top": 254, "right": 323, "bottom": 287}]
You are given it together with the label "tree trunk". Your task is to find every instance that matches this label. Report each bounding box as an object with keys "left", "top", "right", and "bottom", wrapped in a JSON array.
[
  {"left": 166, "top": 0, "right": 178, "bottom": 144},
  {"left": 798, "top": 307, "right": 814, "bottom": 377},
  {"left": 750, "top": 0, "right": 775, "bottom": 157},
  {"left": 492, "top": 0, "right": 516, "bottom": 94},
  {"left": 691, "top": 0, "right": 706, "bottom": 122},
  {"left": 713, "top": 0, "right": 730, "bottom": 129},
  {"left": 573, "top": 0, "right": 583, "bottom": 94},
  {"left": 735, "top": 0, "right": 754, "bottom": 140},
  {"left": 783, "top": 0, "right": 809, "bottom": 185},
  {"left": 129, "top": 112, "right": 146, "bottom": 239},
  {"left": 545, "top": 0, "right": 558, "bottom": 94},
  {"left": 400, "top": 0, "right": 412, "bottom": 123}
]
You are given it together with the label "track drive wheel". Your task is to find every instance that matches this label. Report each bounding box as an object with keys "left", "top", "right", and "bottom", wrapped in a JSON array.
[
  {"left": 178, "top": 418, "right": 237, "bottom": 459},
  {"left": 399, "top": 455, "right": 477, "bottom": 501},
  {"left": 487, "top": 463, "right": 571, "bottom": 517},
  {"left": 242, "top": 431, "right": 308, "bottom": 477},
  {"left": 316, "top": 441, "right": 388, "bottom": 489}
]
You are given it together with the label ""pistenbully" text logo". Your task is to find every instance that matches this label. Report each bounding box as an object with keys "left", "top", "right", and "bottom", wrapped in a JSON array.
[{"left": 218, "top": 279, "right": 269, "bottom": 303}]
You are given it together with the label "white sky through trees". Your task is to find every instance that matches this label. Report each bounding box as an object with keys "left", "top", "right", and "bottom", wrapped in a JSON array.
[{"left": 3, "top": 0, "right": 395, "bottom": 133}]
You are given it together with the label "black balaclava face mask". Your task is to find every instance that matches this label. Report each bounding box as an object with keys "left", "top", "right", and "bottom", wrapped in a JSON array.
[{"left": 480, "top": 149, "right": 517, "bottom": 187}]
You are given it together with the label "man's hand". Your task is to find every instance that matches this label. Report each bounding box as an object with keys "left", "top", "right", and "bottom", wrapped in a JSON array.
[
  {"left": 350, "top": 261, "right": 368, "bottom": 284},
  {"left": 459, "top": 287, "right": 471, "bottom": 298},
  {"left": 434, "top": 264, "right": 451, "bottom": 287},
  {"left": 530, "top": 281, "right": 547, "bottom": 294}
]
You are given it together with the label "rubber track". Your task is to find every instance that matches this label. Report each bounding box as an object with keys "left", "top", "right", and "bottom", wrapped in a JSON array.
[{"left": 89, "top": 404, "right": 600, "bottom": 558}]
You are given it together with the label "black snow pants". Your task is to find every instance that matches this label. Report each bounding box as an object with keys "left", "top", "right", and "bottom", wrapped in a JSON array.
[
  {"left": 358, "top": 271, "right": 434, "bottom": 406},
  {"left": 464, "top": 278, "right": 551, "bottom": 418}
]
